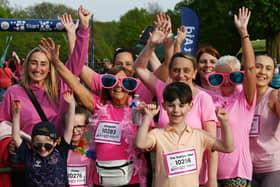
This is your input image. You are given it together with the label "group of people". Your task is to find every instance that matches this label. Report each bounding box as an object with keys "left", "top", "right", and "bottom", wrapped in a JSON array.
[{"left": 0, "top": 4, "right": 279, "bottom": 187}]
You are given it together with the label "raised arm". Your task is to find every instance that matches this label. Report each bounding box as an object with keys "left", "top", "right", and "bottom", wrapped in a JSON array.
[
  {"left": 134, "top": 13, "right": 169, "bottom": 95},
  {"left": 153, "top": 14, "right": 174, "bottom": 82},
  {"left": 39, "top": 38, "right": 95, "bottom": 112},
  {"left": 65, "top": 5, "right": 91, "bottom": 76},
  {"left": 212, "top": 109, "right": 234, "bottom": 153},
  {"left": 136, "top": 104, "right": 159, "bottom": 149},
  {"left": 60, "top": 13, "right": 79, "bottom": 55},
  {"left": 234, "top": 7, "right": 256, "bottom": 105},
  {"left": 174, "top": 26, "right": 187, "bottom": 53},
  {"left": 63, "top": 91, "right": 75, "bottom": 144},
  {"left": 12, "top": 100, "right": 22, "bottom": 148}
]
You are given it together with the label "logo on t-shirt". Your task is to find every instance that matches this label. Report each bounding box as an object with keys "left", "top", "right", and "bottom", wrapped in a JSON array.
[{"left": 34, "top": 160, "right": 42, "bottom": 168}]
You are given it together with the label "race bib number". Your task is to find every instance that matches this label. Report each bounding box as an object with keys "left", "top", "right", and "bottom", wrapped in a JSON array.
[
  {"left": 95, "top": 120, "right": 122, "bottom": 145},
  {"left": 67, "top": 164, "right": 87, "bottom": 186},
  {"left": 164, "top": 148, "right": 198, "bottom": 177},
  {"left": 249, "top": 115, "right": 261, "bottom": 137}
]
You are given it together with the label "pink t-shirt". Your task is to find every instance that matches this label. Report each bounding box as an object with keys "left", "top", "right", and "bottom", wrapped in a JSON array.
[
  {"left": 91, "top": 71, "right": 154, "bottom": 104},
  {"left": 205, "top": 87, "right": 256, "bottom": 180},
  {"left": 155, "top": 80, "right": 218, "bottom": 185},
  {"left": 250, "top": 87, "right": 280, "bottom": 173},
  {"left": 67, "top": 148, "right": 94, "bottom": 187},
  {"left": 92, "top": 98, "right": 145, "bottom": 185},
  {"left": 0, "top": 27, "right": 90, "bottom": 135}
]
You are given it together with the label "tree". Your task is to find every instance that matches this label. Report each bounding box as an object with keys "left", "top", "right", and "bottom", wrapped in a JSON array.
[
  {"left": 246, "top": 0, "right": 280, "bottom": 63},
  {"left": 113, "top": 8, "right": 154, "bottom": 48}
]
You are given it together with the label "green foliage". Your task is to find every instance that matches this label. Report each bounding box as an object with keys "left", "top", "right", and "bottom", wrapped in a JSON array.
[
  {"left": 246, "top": 0, "right": 280, "bottom": 34},
  {"left": 0, "top": 5, "right": 9, "bottom": 18},
  {"left": 113, "top": 8, "right": 154, "bottom": 48}
]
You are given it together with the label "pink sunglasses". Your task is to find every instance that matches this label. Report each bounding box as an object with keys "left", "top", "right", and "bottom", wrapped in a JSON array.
[
  {"left": 101, "top": 74, "right": 139, "bottom": 92},
  {"left": 206, "top": 71, "right": 245, "bottom": 87}
]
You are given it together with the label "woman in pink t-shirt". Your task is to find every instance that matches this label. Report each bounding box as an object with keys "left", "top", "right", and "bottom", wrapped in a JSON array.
[
  {"left": 250, "top": 55, "right": 280, "bottom": 187},
  {"left": 39, "top": 36, "right": 148, "bottom": 186},
  {"left": 204, "top": 7, "right": 257, "bottom": 186},
  {"left": 0, "top": 6, "right": 91, "bottom": 187},
  {"left": 133, "top": 13, "right": 218, "bottom": 186}
]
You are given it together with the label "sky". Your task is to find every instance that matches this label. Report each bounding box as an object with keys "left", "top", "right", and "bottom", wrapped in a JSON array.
[{"left": 8, "top": 0, "right": 182, "bottom": 22}]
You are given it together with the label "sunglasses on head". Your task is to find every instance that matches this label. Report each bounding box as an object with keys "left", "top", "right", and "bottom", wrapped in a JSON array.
[
  {"left": 101, "top": 74, "right": 139, "bottom": 92},
  {"left": 33, "top": 143, "right": 54, "bottom": 151},
  {"left": 206, "top": 71, "right": 245, "bottom": 87}
]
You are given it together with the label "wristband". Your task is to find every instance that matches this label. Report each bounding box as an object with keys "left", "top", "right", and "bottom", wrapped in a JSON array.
[
  {"left": 167, "top": 33, "right": 175, "bottom": 38},
  {"left": 242, "top": 35, "right": 249, "bottom": 39}
]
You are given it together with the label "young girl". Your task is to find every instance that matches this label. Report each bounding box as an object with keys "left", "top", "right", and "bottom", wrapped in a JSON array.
[
  {"left": 66, "top": 104, "right": 95, "bottom": 187},
  {"left": 136, "top": 82, "right": 234, "bottom": 187},
  {"left": 11, "top": 92, "right": 74, "bottom": 187}
]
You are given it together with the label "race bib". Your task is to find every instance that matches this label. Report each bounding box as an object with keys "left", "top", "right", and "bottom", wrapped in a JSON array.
[
  {"left": 249, "top": 115, "right": 261, "bottom": 137},
  {"left": 67, "top": 164, "right": 87, "bottom": 186},
  {"left": 164, "top": 148, "right": 198, "bottom": 177},
  {"left": 95, "top": 120, "right": 122, "bottom": 145}
]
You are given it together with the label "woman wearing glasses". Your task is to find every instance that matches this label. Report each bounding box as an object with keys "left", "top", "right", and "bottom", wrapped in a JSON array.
[
  {"left": 133, "top": 14, "right": 219, "bottom": 187},
  {"left": 39, "top": 37, "right": 148, "bottom": 187},
  {"left": 203, "top": 7, "right": 256, "bottom": 186},
  {"left": 249, "top": 55, "right": 280, "bottom": 187}
]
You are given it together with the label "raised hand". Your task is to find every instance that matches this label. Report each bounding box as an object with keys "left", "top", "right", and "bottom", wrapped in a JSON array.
[
  {"left": 39, "top": 38, "right": 61, "bottom": 65},
  {"left": 215, "top": 108, "right": 228, "bottom": 124},
  {"left": 176, "top": 26, "right": 187, "bottom": 45},
  {"left": 234, "top": 6, "right": 251, "bottom": 37},
  {"left": 63, "top": 91, "right": 75, "bottom": 105},
  {"left": 149, "top": 13, "right": 171, "bottom": 48},
  {"left": 60, "top": 14, "right": 79, "bottom": 34},
  {"left": 144, "top": 104, "right": 160, "bottom": 117},
  {"left": 78, "top": 5, "right": 91, "bottom": 28},
  {"left": 12, "top": 100, "right": 21, "bottom": 115}
]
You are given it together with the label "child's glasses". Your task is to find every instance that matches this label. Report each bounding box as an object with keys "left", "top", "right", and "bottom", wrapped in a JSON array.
[
  {"left": 33, "top": 143, "right": 54, "bottom": 151},
  {"left": 206, "top": 71, "right": 245, "bottom": 87},
  {"left": 101, "top": 74, "right": 139, "bottom": 92},
  {"left": 73, "top": 125, "right": 87, "bottom": 131}
]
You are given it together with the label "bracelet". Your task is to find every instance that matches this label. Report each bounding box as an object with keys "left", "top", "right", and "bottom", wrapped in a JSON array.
[{"left": 242, "top": 34, "right": 249, "bottom": 39}]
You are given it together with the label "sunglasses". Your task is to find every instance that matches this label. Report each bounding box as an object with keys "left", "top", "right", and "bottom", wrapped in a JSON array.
[
  {"left": 33, "top": 143, "right": 54, "bottom": 151},
  {"left": 101, "top": 74, "right": 139, "bottom": 92},
  {"left": 206, "top": 71, "right": 245, "bottom": 87}
]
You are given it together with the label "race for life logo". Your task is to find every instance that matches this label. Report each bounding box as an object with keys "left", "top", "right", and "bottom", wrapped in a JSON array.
[{"left": 164, "top": 148, "right": 198, "bottom": 177}]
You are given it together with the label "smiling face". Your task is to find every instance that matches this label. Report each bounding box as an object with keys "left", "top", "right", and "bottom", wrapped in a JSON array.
[
  {"left": 71, "top": 113, "right": 88, "bottom": 143},
  {"left": 108, "top": 71, "right": 130, "bottom": 107},
  {"left": 198, "top": 52, "right": 217, "bottom": 79},
  {"left": 215, "top": 63, "right": 239, "bottom": 96},
  {"left": 114, "top": 52, "right": 135, "bottom": 75},
  {"left": 27, "top": 51, "right": 50, "bottom": 86},
  {"left": 255, "top": 55, "right": 274, "bottom": 88},
  {"left": 32, "top": 135, "right": 56, "bottom": 157},
  {"left": 163, "top": 98, "right": 192, "bottom": 125},
  {"left": 169, "top": 57, "right": 197, "bottom": 86}
]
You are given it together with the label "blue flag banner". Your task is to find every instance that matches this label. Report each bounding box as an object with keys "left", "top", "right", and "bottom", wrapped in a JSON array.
[
  {"left": 181, "top": 7, "right": 199, "bottom": 56},
  {"left": 0, "top": 18, "right": 77, "bottom": 32}
]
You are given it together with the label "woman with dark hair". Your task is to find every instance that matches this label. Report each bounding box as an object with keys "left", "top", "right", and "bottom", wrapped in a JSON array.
[{"left": 195, "top": 46, "right": 221, "bottom": 90}]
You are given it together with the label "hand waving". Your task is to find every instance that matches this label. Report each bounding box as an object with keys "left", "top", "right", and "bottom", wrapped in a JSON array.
[
  {"left": 60, "top": 14, "right": 79, "bottom": 34},
  {"left": 234, "top": 7, "right": 251, "bottom": 36},
  {"left": 39, "top": 38, "right": 61, "bottom": 65}
]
